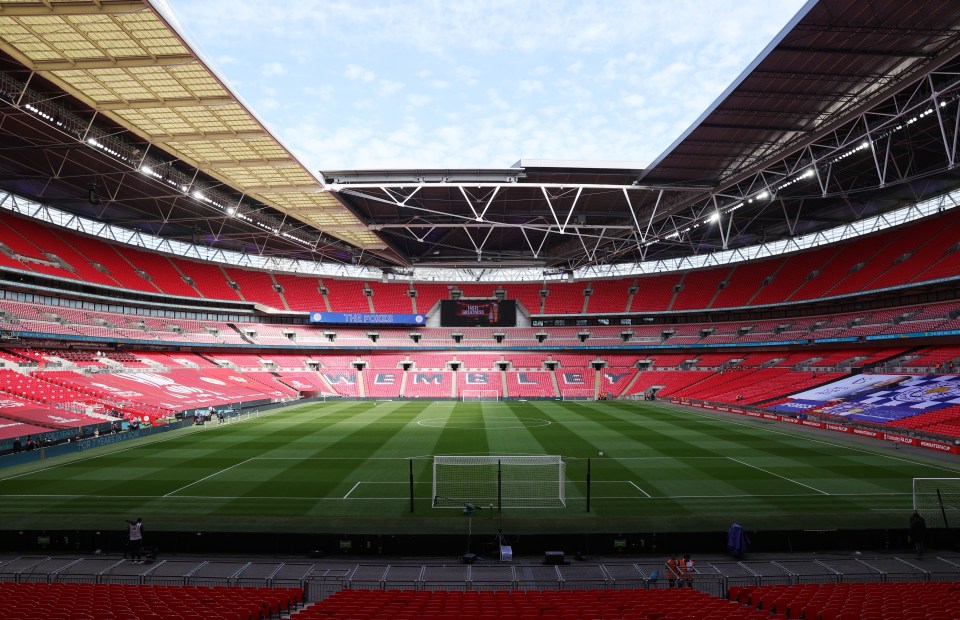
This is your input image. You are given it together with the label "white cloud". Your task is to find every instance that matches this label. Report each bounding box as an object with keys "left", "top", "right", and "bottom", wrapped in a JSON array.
[
  {"left": 518, "top": 80, "right": 544, "bottom": 94},
  {"left": 407, "top": 93, "right": 433, "bottom": 108},
  {"left": 261, "top": 62, "right": 287, "bottom": 77},
  {"left": 164, "top": 0, "right": 809, "bottom": 169},
  {"left": 344, "top": 64, "right": 377, "bottom": 83},
  {"left": 379, "top": 79, "right": 405, "bottom": 96},
  {"left": 303, "top": 85, "right": 334, "bottom": 101}
]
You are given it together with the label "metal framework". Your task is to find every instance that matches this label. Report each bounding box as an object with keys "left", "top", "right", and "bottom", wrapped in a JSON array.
[{"left": 1, "top": 0, "right": 960, "bottom": 275}]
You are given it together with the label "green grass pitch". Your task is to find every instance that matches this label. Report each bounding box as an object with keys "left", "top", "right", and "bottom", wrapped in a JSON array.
[{"left": 0, "top": 399, "right": 956, "bottom": 535}]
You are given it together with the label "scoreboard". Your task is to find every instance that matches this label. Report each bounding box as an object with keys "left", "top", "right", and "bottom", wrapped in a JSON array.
[{"left": 440, "top": 299, "right": 517, "bottom": 327}]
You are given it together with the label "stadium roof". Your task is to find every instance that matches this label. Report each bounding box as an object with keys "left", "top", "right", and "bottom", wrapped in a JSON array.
[{"left": 0, "top": 0, "right": 959, "bottom": 272}]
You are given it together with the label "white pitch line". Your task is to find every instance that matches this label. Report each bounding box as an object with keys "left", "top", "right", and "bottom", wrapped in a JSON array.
[
  {"left": 627, "top": 480, "right": 652, "bottom": 498},
  {"left": 0, "top": 426, "right": 207, "bottom": 483},
  {"left": 251, "top": 457, "right": 423, "bottom": 461},
  {"left": 342, "top": 481, "right": 361, "bottom": 499},
  {"left": 163, "top": 458, "right": 254, "bottom": 497},
  {"left": 0, "top": 490, "right": 911, "bottom": 501},
  {"left": 727, "top": 456, "right": 830, "bottom": 495},
  {"left": 663, "top": 403, "right": 960, "bottom": 474}
]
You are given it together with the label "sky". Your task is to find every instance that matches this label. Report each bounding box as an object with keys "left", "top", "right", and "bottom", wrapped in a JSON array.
[{"left": 157, "top": 0, "right": 809, "bottom": 172}]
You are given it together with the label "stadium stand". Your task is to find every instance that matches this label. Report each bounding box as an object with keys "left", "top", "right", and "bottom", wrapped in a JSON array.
[
  {"left": 729, "top": 582, "right": 960, "bottom": 620},
  {"left": 503, "top": 282, "right": 544, "bottom": 315},
  {"left": 121, "top": 248, "right": 200, "bottom": 299},
  {"left": 298, "top": 587, "right": 779, "bottom": 620},
  {"left": 223, "top": 267, "right": 286, "bottom": 309},
  {"left": 585, "top": 278, "right": 633, "bottom": 314},
  {"left": 365, "top": 369, "right": 403, "bottom": 398},
  {"left": 50, "top": 228, "right": 156, "bottom": 294},
  {"left": 709, "top": 260, "right": 775, "bottom": 308},
  {"left": 275, "top": 273, "right": 326, "bottom": 311},
  {"left": 368, "top": 281, "right": 415, "bottom": 314},
  {"left": 542, "top": 281, "right": 587, "bottom": 314},
  {"left": 325, "top": 279, "right": 372, "bottom": 313},
  {"left": 319, "top": 369, "right": 361, "bottom": 397},
  {"left": 405, "top": 370, "right": 454, "bottom": 398},
  {"left": 672, "top": 267, "right": 732, "bottom": 310},
  {"left": 410, "top": 283, "right": 452, "bottom": 314},
  {"left": 457, "top": 282, "right": 499, "bottom": 299},
  {"left": 457, "top": 370, "right": 502, "bottom": 397},
  {"left": 0, "top": 582, "right": 302, "bottom": 620},
  {"left": 630, "top": 273, "right": 681, "bottom": 312},
  {"left": 505, "top": 370, "right": 555, "bottom": 398},
  {"left": 171, "top": 258, "right": 242, "bottom": 301}
]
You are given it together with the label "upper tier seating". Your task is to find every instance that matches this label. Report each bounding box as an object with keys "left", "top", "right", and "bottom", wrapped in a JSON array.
[
  {"left": 368, "top": 281, "right": 415, "bottom": 313},
  {"left": 672, "top": 267, "right": 733, "bottom": 310},
  {"left": 630, "top": 273, "right": 682, "bottom": 312},
  {"left": 324, "top": 279, "right": 371, "bottom": 313},
  {"left": 750, "top": 246, "right": 836, "bottom": 306},
  {"left": 586, "top": 278, "right": 633, "bottom": 313},
  {"left": 223, "top": 267, "right": 286, "bottom": 309},
  {"left": 502, "top": 283, "right": 544, "bottom": 315},
  {"left": 542, "top": 281, "right": 587, "bottom": 314},
  {"left": 410, "top": 283, "right": 452, "bottom": 313},
  {"left": 120, "top": 248, "right": 199, "bottom": 298},
  {"left": 275, "top": 273, "right": 325, "bottom": 311},
  {"left": 1, "top": 209, "right": 959, "bottom": 314}
]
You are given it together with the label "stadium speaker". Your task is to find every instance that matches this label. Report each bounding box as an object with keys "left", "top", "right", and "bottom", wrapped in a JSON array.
[
  {"left": 461, "top": 552, "right": 478, "bottom": 564},
  {"left": 543, "top": 550, "right": 566, "bottom": 565}
]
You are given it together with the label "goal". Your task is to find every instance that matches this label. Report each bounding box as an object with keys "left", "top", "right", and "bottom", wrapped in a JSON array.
[
  {"left": 432, "top": 455, "right": 566, "bottom": 509},
  {"left": 462, "top": 389, "right": 499, "bottom": 402},
  {"left": 913, "top": 478, "right": 960, "bottom": 527}
]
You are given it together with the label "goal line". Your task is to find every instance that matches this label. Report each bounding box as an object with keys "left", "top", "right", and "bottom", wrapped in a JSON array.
[{"left": 432, "top": 455, "right": 566, "bottom": 509}]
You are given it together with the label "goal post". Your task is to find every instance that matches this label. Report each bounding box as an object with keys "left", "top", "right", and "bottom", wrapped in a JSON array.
[
  {"left": 462, "top": 389, "right": 499, "bottom": 402},
  {"left": 432, "top": 455, "right": 566, "bottom": 509},
  {"left": 912, "top": 478, "right": 960, "bottom": 527}
]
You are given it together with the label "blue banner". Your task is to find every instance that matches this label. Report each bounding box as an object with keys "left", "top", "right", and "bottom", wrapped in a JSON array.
[{"left": 309, "top": 311, "right": 427, "bottom": 326}]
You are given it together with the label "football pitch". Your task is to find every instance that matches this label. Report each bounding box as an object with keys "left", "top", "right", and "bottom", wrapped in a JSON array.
[{"left": 0, "top": 399, "right": 956, "bottom": 535}]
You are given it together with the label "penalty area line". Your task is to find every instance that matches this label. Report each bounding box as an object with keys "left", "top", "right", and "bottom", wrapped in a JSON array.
[
  {"left": 627, "top": 480, "right": 652, "bottom": 498},
  {"left": 727, "top": 456, "right": 829, "bottom": 495},
  {"left": 342, "top": 481, "right": 361, "bottom": 499},
  {"left": 163, "top": 458, "right": 254, "bottom": 498}
]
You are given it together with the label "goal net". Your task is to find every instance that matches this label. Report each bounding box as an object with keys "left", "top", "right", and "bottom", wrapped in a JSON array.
[
  {"left": 913, "top": 478, "right": 960, "bottom": 527},
  {"left": 433, "top": 455, "right": 566, "bottom": 509},
  {"left": 462, "top": 389, "right": 499, "bottom": 402}
]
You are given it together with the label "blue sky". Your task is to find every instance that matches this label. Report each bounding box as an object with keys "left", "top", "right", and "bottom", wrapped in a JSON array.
[{"left": 157, "top": 0, "right": 808, "bottom": 172}]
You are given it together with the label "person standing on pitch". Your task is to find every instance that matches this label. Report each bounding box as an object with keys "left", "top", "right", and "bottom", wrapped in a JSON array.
[
  {"left": 127, "top": 517, "right": 144, "bottom": 563},
  {"left": 909, "top": 510, "right": 926, "bottom": 558}
]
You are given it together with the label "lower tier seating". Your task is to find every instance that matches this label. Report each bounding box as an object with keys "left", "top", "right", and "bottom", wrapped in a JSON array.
[
  {"left": 729, "top": 581, "right": 960, "bottom": 620},
  {"left": 0, "top": 582, "right": 303, "bottom": 620},
  {"left": 295, "top": 587, "right": 781, "bottom": 620}
]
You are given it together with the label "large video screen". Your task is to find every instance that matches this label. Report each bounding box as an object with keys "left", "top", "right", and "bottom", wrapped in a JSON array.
[{"left": 440, "top": 299, "right": 517, "bottom": 327}]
